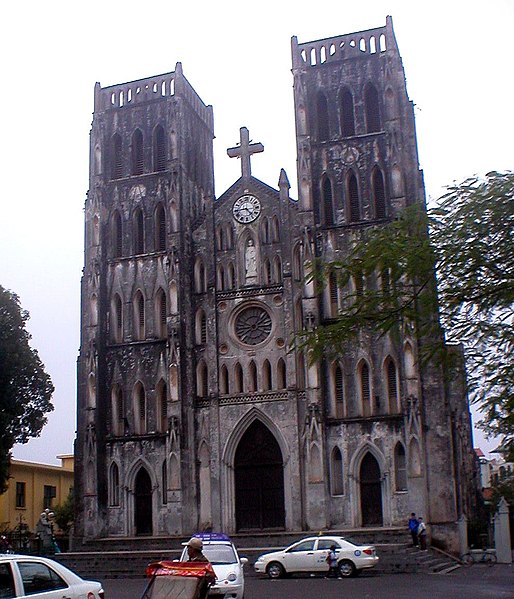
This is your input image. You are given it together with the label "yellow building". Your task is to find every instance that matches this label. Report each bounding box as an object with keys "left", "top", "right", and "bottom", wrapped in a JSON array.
[{"left": 0, "top": 455, "right": 74, "bottom": 533}]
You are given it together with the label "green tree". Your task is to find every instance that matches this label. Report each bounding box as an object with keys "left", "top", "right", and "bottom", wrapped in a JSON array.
[
  {"left": 300, "top": 172, "right": 514, "bottom": 458},
  {"left": 0, "top": 286, "right": 54, "bottom": 491},
  {"left": 53, "top": 490, "right": 74, "bottom": 535}
]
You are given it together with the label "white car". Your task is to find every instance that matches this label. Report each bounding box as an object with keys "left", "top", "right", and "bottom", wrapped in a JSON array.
[
  {"left": 254, "top": 535, "right": 379, "bottom": 578},
  {"left": 179, "top": 533, "right": 247, "bottom": 599},
  {"left": 0, "top": 553, "right": 104, "bottom": 598}
]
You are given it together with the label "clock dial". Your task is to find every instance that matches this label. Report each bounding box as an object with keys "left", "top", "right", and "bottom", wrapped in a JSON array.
[{"left": 233, "top": 194, "right": 261, "bottom": 223}]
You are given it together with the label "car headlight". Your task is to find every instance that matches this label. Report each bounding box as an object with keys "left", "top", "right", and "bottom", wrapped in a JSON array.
[{"left": 227, "top": 573, "right": 237, "bottom": 582}]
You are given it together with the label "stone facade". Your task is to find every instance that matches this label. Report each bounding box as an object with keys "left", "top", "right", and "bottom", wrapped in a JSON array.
[{"left": 75, "top": 18, "right": 475, "bottom": 548}]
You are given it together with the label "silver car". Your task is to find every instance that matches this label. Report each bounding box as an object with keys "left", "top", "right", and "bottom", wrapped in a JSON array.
[
  {"left": 0, "top": 554, "right": 105, "bottom": 598},
  {"left": 254, "top": 535, "right": 379, "bottom": 578}
]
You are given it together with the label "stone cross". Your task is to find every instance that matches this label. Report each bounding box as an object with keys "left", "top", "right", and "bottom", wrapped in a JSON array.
[{"left": 227, "top": 127, "right": 264, "bottom": 178}]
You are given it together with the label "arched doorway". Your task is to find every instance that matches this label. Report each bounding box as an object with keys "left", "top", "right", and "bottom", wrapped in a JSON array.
[
  {"left": 235, "top": 420, "right": 285, "bottom": 530},
  {"left": 135, "top": 467, "right": 153, "bottom": 535},
  {"left": 360, "top": 452, "right": 383, "bottom": 526}
]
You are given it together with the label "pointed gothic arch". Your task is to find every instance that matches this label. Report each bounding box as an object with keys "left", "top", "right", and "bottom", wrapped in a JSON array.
[
  {"left": 330, "top": 446, "right": 344, "bottom": 495},
  {"left": 156, "top": 379, "right": 167, "bottom": 433},
  {"left": 133, "top": 381, "right": 147, "bottom": 435},
  {"left": 364, "top": 83, "right": 381, "bottom": 133},
  {"left": 131, "top": 128, "right": 144, "bottom": 175},
  {"left": 340, "top": 87, "right": 355, "bottom": 137},
  {"left": 385, "top": 356, "right": 399, "bottom": 413},
  {"left": 358, "top": 359, "right": 372, "bottom": 416},
  {"left": 321, "top": 175, "right": 335, "bottom": 226},
  {"left": 154, "top": 203, "right": 166, "bottom": 251},
  {"left": 111, "top": 133, "right": 122, "bottom": 179},
  {"left": 153, "top": 124, "right": 166, "bottom": 172},
  {"left": 133, "top": 290, "right": 145, "bottom": 340},
  {"left": 109, "top": 461, "right": 120, "bottom": 507},
  {"left": 317, "top": 91, "right": 329, "bottom": 141},
  {"left": 111, "top": 210, "right": 123, "bottom": 258},
  {"left": 347, "top": 170, "right": 360, "bottom": 222},
  {"left": 394, "top": 442, "right": 407, "bottom": 491}
]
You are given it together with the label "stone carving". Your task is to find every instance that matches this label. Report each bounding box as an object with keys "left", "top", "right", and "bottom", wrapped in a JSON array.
[{"left": 245, "top": 239, "right": 258, "bottom": 282}]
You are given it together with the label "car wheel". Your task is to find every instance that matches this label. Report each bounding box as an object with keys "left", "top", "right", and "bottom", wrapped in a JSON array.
[
  {"left": 266, "top": 562, "right": 285, "bottom": 579},
  {"left": 338, "top": 559, "right": 356, "bottom": 578}
]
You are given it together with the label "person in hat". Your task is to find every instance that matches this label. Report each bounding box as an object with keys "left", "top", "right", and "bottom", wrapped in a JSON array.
[{"left": 183, "top": 537, "right": 216, "bottom": 598}]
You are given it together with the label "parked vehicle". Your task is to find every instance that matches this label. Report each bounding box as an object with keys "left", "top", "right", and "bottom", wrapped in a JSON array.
[
  {"left": 254, "top": 535, "right": 379, "bottom": 578},
  {"left": 179, "top": 533, "right": 247, "bottom": 599},
  {"left": 0, "top": 554, "right": 105, "bottom": 598}
]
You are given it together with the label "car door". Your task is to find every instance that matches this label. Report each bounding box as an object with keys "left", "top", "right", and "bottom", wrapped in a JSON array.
[
  {"left": 0, "top": 562, "right": 17, "bottom": 598},
  {"left": 17, "top": 561, "right": 74, "bottom": 599},
  {"left": 313, "top": 539, "right": 341, "bottom": 572},
  {"left": 282, "top": 539, "right": 316, "bottom": 573}
]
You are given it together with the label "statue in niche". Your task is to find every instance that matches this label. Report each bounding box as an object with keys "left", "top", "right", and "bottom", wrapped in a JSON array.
[{"left": 245, "top": 239, "right": 257, "bottom": 282}]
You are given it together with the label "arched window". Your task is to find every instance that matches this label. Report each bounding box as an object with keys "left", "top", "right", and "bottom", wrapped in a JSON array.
[
  {"left": 372, "top": 167, "right": 386, "bottom": 219},
  {"left": 131, "top": 129, "right": 144, "bottom": 175},
  {"left": 133, "top": 290, "right": 145, "bottom": 340},
  {"left": 331, "top": 447, "right": 344, "bottom": 495},
  {"left": 248, "top": 360, "right": 257, "bottom": 392},
  {"left": 220, "top": 364, "right": 229, "bottom": 395},
  {"left": 322, "top": 176, "right": 334, "bottom": 226},
  {"left": 395, "top": 442, "right": 407, "bottom": 491},
  {"left": 111, "top": 384, "right": 124, "bottom": 436},
  {"left": 263, "top": 259, "right": 272, "bottom": 285},
  {"left": 328, "top": 271, "right": 338, "bottom": 317},
  {"left": 365, "top": 84, "right": 381, "bottom": 133},
  {"left": 386, "top": 357, "right": 399, "bottom": 413},
  {"left": 347, "top": 171, "right": 360, "bottom": 222},
  {"left": 227, "top": 263, "right": 235, "bottom": 289},
  {"left": 109, "top": 462, "right": 120, "bottom": 506},
  {"left": 153, "top": 125, "right": 166, "bottom": 172},
  {"left": 112, "top": 294, "right": 123, "bottom": 343},
  {"left": 317, "top": 91, "right": 329, "bottom": 141},
  {"left": 359, "top": 361, "right": 371, "bottom": 416},
  {"left": 234, "top": 362, "right": 243, "bottom": 394},
  {"left": 354, "top": 270, "right": 365, "bottom": 298},
  {"left": 271, "top": 216, "right": 279, "bottom": 243},
  {"left": 162, "top": 460, "right": 168, "bottom": 504},
  {"left": 277, "top": 358, "right": 286, "bottom": 389},
  {"left": 293, "top": 244, "right": 302, "bottom": 281},
  {"left": 195, "top": 309, "right": 207, "bottom": 345},
  {"left": 155, "top": 203, "right": 166, "bottom": 251},
  {"left": 194, "top": 258, "right": 207, "bottom": 293},
  {"left": 225, "top": 225, "right": 234, "bottom": 249},
  {"left": 262, "top": 360, "right": 272, "bottom": 391},
  {"left": 196, "top": 360, "right": 208, "bottom": 397},
  {"left": 133, "top": 382, "right": 146, "bottom": 434},
  {"left": 340, "top": 88, "right": 355, "bottom": 137},
  {"left": 112, "top": 211, "right": 123, "bottom": 258},
  {"left": 156, "top": 380, "right": 167, "bottom": 433},
  {"left": 334, "top": 363, "right": 344, "bottom": 418},
  {"left": 155, "top": 288, "right": 167, "bottom": 338},
  {"left": 261, "top": 217, "right": 270, "bottom": 244},
  {"left": 273, "top": 256, "right": 282, "bottom": 284},
  {"left": 216, "top": 227, "right": 224, "bottom": 251},
  {"left": 133, "top": 208, "right": 144, "bottom": 255},
  {"left": 111, "top": 134, "right": 122, "bottom": 179},
  {"left": 217, "top": 265, "right": 225, "bottom": 290}
]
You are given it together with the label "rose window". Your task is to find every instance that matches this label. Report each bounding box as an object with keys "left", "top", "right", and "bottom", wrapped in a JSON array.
[{"left": 235, "top": 306, "right": 272, "bottom": 345}]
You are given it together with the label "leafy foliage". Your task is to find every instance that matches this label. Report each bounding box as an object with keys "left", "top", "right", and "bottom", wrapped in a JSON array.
[
  {"left": 0, "top": 286, "right": 54, "bottom": 492},
  {"left": 299, "top": 172, "right": 514, "bottom": 458},
  {"left": 53, "top": 490, "right": 74, "bottom": 535}
]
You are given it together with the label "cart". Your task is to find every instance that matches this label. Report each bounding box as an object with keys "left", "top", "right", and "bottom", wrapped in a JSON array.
[{"left": 141, "top": 561, "right": 216, "bottom": 599}]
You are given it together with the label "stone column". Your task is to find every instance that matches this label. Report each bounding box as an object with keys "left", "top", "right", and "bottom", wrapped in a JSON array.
[
  {"left": 458, "top": 514, "right": 468, "bottom": 556},
  {"left": 494, "top": 497, "right": 512, "bottom": 564}
]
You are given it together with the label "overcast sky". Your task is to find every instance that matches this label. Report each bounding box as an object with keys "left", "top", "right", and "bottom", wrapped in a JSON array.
[{"left": 3, "top": 1, "right": 512, "bottom": 464}]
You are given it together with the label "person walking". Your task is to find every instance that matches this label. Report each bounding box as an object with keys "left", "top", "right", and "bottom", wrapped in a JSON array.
[
  {"left": 408, "top": 513, "right": 419, "bottom": 547},
  {"left": 417, "top": 517, "right": 427, "bottom": 550},
  {"left": 325, "top": 544, "right": 339, "bottom": 578}
]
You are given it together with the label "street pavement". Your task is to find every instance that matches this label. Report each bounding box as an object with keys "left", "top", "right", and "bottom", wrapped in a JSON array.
[{"left": 101, "top": 564, "right": 513, "bottom": 599}]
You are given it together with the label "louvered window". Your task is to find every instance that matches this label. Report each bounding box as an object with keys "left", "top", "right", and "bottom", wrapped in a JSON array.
[
  {"left": 387, "top": 359, "right": 398, "bottom": 412},
  {"left": 365, "top": 84, "right": 381, "bottom": 133},
  {"left": 317, "top": 92, "right": 329, "bottom": 141},
  {"left": 155, "top": 204, "right": 166, "bottom": 251},
  {"left": 361, "top": 363, "right": 371, "bottom": 416},
  {"left": 154, "top": 126, "right": 166, "bottom": 172},
  {"left": 134, "top": 209, "right": 144, "bottom": 254},
  {"left": 132, "top": 129, "right": 144, "bottom": 175},
  {"left": 112, "top": 134, "right": 122, "bottom": 179},
  {"left": 348, "top": 172, "right": 360, "bottom": 222},
  {"left": 340, "top": 89, "right": 355, "bottom": 137},
  {"left": 335, "top": 364, "right": 344, "bottom": 418},
  {"left": 373, "top": 167, "right": 386, "bottom": 219}
]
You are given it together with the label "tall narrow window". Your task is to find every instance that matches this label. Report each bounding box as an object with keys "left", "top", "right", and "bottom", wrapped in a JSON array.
[
  {"left": 354, "top": 270, "right": 364, "bottom": 298},
  {"left": 386, "top": 358, "right": 399, "bottom": 413},
  {"left": 220, "top": 364, "right": 229, "bottom": 395},
  {"left": 217, "top": 265, "right": 225, "bottom": 290},
  {"left": 112, "top": 294, "right": 123, "bottom": 343},
  {"left": 134, "top": 208, "right": 144, "bottom": 254},
  {"left": 271, "top": 216, "right": 279, "bottom": 243},
  {"left": 360, "top": 362, "right": 371, "bottom": 416},
  {"left": 111, "top": 134, "right": 122, "bottom": 179},
  {"left": 317, "top": 92, "right": 329, "bottom": 141},
  {"left": 273, "top": 256, "right": 282, "bottom": 284},
  {"left": 331, "top": 447, "right": 344, "bottom": 495},
  {"left": 195, "top": 309, "right": 207, "bottom": 345},
  {"left": 372, "top": 167, "right": 386, "bottom": 219},
  {"left": 196, "top": 360, "right": 208, "bottom": 397},
  {"left": 155, "top": 203, "right": 166, "bottom": 251},
  {"left": 340, "top": 89, "right": 355, "bottom": 137},
  {"left": 134, "top": 291, "right": 145, "bottom": 340},
  {"left": 248, "top": 360, "right": 257, "bottom": 392},
  {"left": 227, "top": 263, "right": 235, "bottom": 289},
  {"left": 263, "top": 259, "right": 272, "bottom": 285},
  {"left": 365, "top": 84, "right": 381, "bottom": 133},
  {"left": 293, "top": 244, "right": 302, "bottom": 281},
  {"left": 395, "top": 442, "right": 407, "bottom": 491},
  {"left": 112, "top": 211, "right": 122, "bottom": 258},
  {"left": 262, "top": 360, "right": 272, "bottom": 391},
  {"left": 43, "top": 485, "right": 56, "bottom": 509},
  {"left": 16, "top": 482, "right": 26, "bottom": 508},
  {"left": 156, "top": 288, "right": 167, "bottom": 338},
  {"left": 334, "top": 364, "right": 344, "bottom": 418},
  {"left": 225, "top": 225, "right": 234, "bottom": 249},
  {"left": 157, "top": 380, "right": 167, "bottom": 432},
  {"left": 322, "top": 176, "right": 334, "bottom": 226},
  {"left": 134, "top": 382, "right": 146, "bottom": 434},
  {"left": 234, "top": 362, "right": 243, "bottom": 393},
  {"left": 194, "top": 259, "right": 206, "bottom": 293},
  {"left": 132, "top": 129, "right": 144, "bottom": 175},
  {"left": 277, "top": 358, "right": 286, "bottom": 389},
  {"left": 348, "top": 172, "right": 360, "bottom": 222},
  {"left": 111, "top": 384, "right": 124, "bottom": 435},
  {"left": 153, "top": 125, "right": 166, "bottom": 172},
  {"left": 162, "top": 461, "right": 168, "bottom": 504},
  {"left": 109, "top": 463, "right": 120, "bottom": 506},
  {"left": 328, "top": 271, "right": 338, "bottom": 316}
]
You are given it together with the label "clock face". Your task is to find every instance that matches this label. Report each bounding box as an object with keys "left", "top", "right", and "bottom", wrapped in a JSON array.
[{"left": 232, "top": 194, "right": 261, "bottom": 223}]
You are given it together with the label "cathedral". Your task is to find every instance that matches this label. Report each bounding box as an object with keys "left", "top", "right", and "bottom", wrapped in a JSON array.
[{"left": 75, "top": 17, "right": 476, "bottom": 550}]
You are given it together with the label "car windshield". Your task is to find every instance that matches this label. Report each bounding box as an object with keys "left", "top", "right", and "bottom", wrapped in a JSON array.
[{"left": 202, "top": 545, "right": 237, "bottom": 565}]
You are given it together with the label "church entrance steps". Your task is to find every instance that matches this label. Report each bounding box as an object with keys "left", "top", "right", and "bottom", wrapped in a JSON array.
[{"left": 56, "top": 528, "right": 460, "bottom": 579}]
